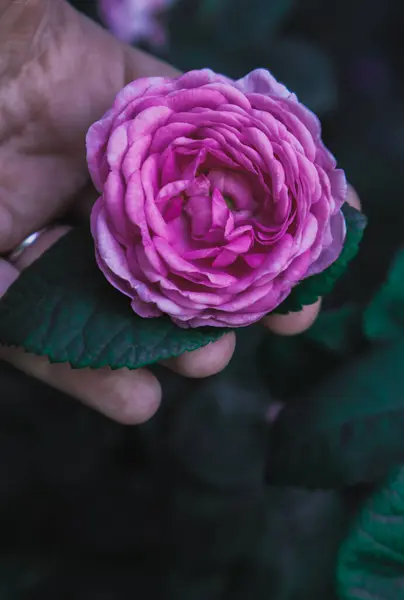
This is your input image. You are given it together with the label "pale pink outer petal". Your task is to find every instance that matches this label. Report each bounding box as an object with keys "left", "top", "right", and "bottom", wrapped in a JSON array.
[
  {"left": 306, "top": 209, "right": 346, "bottom": 276},
  {"left": 86, "top": 108, "right": 116, "bottom": 192},
  {"left": 235, "top": 68, "right": 295, "bottom": 100},
  {"left": 91, "top": 198, "right": 138, "bottom": 297}
]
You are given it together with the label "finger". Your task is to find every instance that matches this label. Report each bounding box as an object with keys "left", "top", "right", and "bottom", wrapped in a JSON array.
[
  {"left": 263, "top": 299, "right": 322, "bottom": 336},
  {"left": 0, "top": 347, "right": 161, "bottom": 425},
  {"left": 0, "top": 226, "right": 162, "bottom": 424},
  {"left": 160, "top": 332, "right": 236, "bottom": 378},
  {"left": 264, "top": 184, "right": 362, "bottom": 336}
]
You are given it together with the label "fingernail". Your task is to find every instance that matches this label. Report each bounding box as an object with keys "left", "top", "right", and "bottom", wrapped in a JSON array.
[
  {"left": 0, "top": 259, "right": 19, "bottom": 297},
  {"left": 264, "top": 299, "right": 321, "bottom": 336},
  {"left": 160, "top": 332, "right": 236, "bottom": 378}
]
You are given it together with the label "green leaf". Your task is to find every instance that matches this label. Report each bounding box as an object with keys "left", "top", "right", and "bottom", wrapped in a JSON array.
[
  {"left": 258, "top": 305, "right": 363, "bottom": 402},
  {"left": 364, "top": 248, "right": 404, "bottom": 342},
  {"left": 258, "top": 332, "right": 343, "bottom": 400},
  {"left": 267, "top": 340, "right": 404, "bottom": 488},
  {"left": 273, "top": 204, "right": 367, "bottom": 315},
  {"left": 306, "top": 304, "right": 363, "bottom": 356},
  {"left": 0, "top": 228, "right": 227, "bottom": 370},
  {"left": 337, "top": 465, "right": 404, "bottom": 600}
]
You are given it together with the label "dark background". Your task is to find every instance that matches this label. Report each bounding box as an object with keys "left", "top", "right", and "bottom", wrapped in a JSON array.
[{"left": 0, "top": 2, "right": 402, "bottom": 599}]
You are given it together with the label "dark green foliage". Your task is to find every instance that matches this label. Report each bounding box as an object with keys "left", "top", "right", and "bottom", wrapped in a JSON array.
[
  {"left": 268, "top": 340, "right": 404, "bottom": 488},
  {"left": 258, "top": 331, "right": 343, "bottom": 400},
  {"left": 306, "top": 304, "right": 363, "bottom": 356},
  {"left": 337, "top": 465, "right": 404, "bottom": 600},
  {"left": 258, "top": 302, "right": 364, "bottom": 400},
  {"left": 364, "top": 248, "right": 404, "bottom": 342}
]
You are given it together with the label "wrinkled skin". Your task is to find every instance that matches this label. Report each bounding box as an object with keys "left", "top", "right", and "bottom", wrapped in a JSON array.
[{"left": 0, "top": 0, "right": 357, "bottom": 424}]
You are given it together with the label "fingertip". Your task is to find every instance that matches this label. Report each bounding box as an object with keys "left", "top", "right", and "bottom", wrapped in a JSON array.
[
  {"left": 263, "top": 299, "right": 321, "bottom": 336},
  {"left": 106, "top": 367, "right": 162, "bottom": 425},
  {"left": 0, "top": 347, "right": 162, "bottom": 426},
  {"left": 161, "top": 332, "right": 236, "bottom": 378},
  {"left": 78, "top": 364, "right": 164, "bottom": 425}
]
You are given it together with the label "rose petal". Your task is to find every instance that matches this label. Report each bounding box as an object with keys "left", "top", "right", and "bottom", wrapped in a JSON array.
[
  {"left": 236, "top": 68, "right": 293, "bottom": 100},
  {"left": 305, "top": 209, "right": 346, "bottom": 276}
]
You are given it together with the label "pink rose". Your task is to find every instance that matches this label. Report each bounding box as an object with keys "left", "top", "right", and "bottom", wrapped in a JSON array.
[{"left": 87, "top": 69, "right": 347, "bottom": 328}]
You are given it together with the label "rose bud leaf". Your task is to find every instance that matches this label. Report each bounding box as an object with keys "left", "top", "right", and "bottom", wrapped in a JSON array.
[
  {"left": 273, "top": 203, "right": 367, "bottom": 315},
  {"left": 337, "top": 465, "right": 404, "bottom": 600},
  {"left": 364, "top": 248, "right": 404, "bottom": 343},
  {"left": 0, "top": 227, "right": 227, "bottom": 370},
  {"left": 267, "top": 339, "right": 404, "bottom": 488}
]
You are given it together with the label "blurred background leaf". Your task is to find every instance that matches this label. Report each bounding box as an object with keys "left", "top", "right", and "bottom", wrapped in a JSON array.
[
  {"left": 364, "top": 248, "right": 404, "bottom": 342},
  {"left": 337, "top": 465, "right": 404, "bottom": 600},
  {"left": 267, "top": 341, "right": 404, "bottom": 488}
]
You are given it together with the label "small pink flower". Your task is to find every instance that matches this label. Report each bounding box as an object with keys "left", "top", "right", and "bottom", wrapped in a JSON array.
[
  {"left": 87, "top": 69, "right": 347, "bottom": 328},
  {"left": 98, "top": 0, "right": 176, "bottom": 45}
]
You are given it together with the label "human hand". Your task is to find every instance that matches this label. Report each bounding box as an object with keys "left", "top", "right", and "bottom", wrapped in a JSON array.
[{"left": 0, "top": 0, "right": 356, "bottom": 424}]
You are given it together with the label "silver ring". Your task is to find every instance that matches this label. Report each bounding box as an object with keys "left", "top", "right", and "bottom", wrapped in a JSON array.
[{"left": 7, "top": 228, "right": 50, "bottom": 263}]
